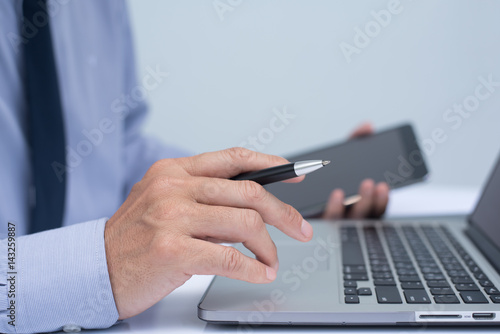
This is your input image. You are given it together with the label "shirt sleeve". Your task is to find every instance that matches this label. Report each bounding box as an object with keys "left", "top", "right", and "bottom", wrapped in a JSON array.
[
  {"left": 0, "top": 218, "right": 119, "bottom": 333},
  {"left": 118, "top": 2, "right": 191, "bottom": 196}
]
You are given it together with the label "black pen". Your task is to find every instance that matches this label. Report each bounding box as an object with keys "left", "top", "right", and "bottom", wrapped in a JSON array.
[{"left": 231, "top": 160, "right": 331, "bottom": 185}]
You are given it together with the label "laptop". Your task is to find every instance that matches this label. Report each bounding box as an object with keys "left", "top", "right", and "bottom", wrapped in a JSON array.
[{"left": 198, "top": 154, "right": 500, "bottom": 326}]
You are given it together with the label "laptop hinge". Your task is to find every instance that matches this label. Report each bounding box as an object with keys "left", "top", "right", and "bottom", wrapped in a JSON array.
[{"left": 465, "top": 223, "right": 500, "bottom": 274}]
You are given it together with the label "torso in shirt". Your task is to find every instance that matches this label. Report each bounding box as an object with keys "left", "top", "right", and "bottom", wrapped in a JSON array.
[{"left": 0, "top": 0, "right": 135, "bottom": 235}]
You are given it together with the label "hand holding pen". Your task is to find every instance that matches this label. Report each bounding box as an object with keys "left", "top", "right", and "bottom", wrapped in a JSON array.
[{"left": 231, "top": 160, "right": 361, "bottom": 207}]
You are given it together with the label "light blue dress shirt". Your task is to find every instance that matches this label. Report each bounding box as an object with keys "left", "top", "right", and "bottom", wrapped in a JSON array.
[{"left": 0, "top": 0, "right": 188, "bottom": 332}]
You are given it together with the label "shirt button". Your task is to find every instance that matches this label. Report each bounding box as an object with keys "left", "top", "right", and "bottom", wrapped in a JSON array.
[{"left": 63, "top": 324, "right": 81, "bottom": 332}]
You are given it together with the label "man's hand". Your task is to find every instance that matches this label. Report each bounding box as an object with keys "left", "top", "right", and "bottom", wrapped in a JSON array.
[
  {"left": 104, "top": 148, "right": 312, "bottom": 319},
  {"left": 323, "top": 123, "right": 390, "bottom": 219}
]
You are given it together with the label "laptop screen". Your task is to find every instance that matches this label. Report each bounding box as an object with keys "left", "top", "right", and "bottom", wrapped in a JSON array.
[{"left": 470, "top": 154, "right": 500, "bottom": 250}]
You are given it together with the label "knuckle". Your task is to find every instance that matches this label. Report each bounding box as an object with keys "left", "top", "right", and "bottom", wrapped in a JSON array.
[
  {"left": 152, "top": 234, "right": 182, "bottom": 259},
  {"left": 241, "top": 181, "right": 266, "bottom": 203},
  {"left": 224, "top": 147, "right": 256, "bottom": 171},
  {"left": 242, "top": 209, "right": 263, "bottom": 233},
  {"left": 129, "top": 181, "right": 143, "bottom": 195},
  {"left": 226, "top": 147, "right": 254, "bottom": 162},
  {"left": 149, "top": 175, "right": 184, "bottom": 193},
  {"left": 282, "top": 203, "right": 300, "bottom": 224},
  {"left": 150, "top": 175, "right": 173, "bottom": 192},
  {"left": 178, "top": 156, "right": 198, "bottom": 176},
  {"left": 222, "top": 246, "right": 242, "bottom": 274},
  {"left": 201, "top": 179, "right": 223, "bottom": 199},
  {"left": 162, "top": 199, "right": 192, "bottom": 221},
  {"left": 148, "top": 159, "right": 170, "bottom": 174},
  {"left": 204, "top": 206, "right": 229, "bottom": 226},
  {"left": 144, "top": 193, "right": 191, "bottom": 224}
]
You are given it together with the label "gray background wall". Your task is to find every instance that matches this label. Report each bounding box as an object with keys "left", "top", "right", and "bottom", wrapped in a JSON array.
[{"left": 128, "top": 0, "right": 500, "bottom": 189}]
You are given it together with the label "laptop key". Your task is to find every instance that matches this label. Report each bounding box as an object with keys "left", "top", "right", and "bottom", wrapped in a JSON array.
[
  {"left": 357, "top": 288, "right": 372, "bottom": 296},
  {"left": 399, "top": 275, "right": 421, "bottom": 282},
  {"left": 461, "top": 254, "right": 472, "bottom": 261},
  {"left": 474, "top": 273, "right": 489, "bottom": 280},
  {"left": 424, "top": 274, "right": 445, "bottom": 281},
  {"left": 393, "top": 258, "right": 412, "bottom": 264},
  {"left": 434, "top": 295, "right": 460, "bottom": 304},
  {"left": 455, "top": 283, "right": 479, "bottom": 291},
  {"left": 430, "top": 287, "right": 455, "bottom": 295},
  {"left": 374, "top": 279, "right": 396, "bottom": 286},
  {"left": 460, "top": 291, "right": 488, "bottom": 304},
  {"left": 479, "top": 280, "right": 494, "bottom": 287},
  {"left": 485, "top": 287, "right": 500, "bottom": 295},
  {"left": 418, "top": 261, "right": 437, "bottom": 268},
  {"left": 343, "top": 265, "right": 367, "bottom": 274},
  {"left": 397, "top": 269, "right": 417, "bottom": 276},
  {"left": 443, "top": 264, "right": 464, "bottom": 271},
  {"left": 376, "top": 286, "right": 402, "bottom": 304},
  {"left": 344, "top": 288, "right": 356, "bottom": 295},
  {"left": 345, "top": 295, "right": 360, "bottom": 304},
  {"left": 341, "top": 228, "right": 365, "bottom": 266},
  {"left": 404, "top": 290, "right": 431, "bottom": 304},
  {"left": 344, "top": 281, "right": 357, "bottom": 288},
  {"left": 370, "top": 260, "right": 389, "bottom": 266},
  {"left": 491, "top": 296, "right": 500, "bottom": 303},
  {"left": 451, "top": 277, "right": 474, "bottom": 284},
  {"left": 440, "top": 257, "right": 459, "bottom": 264},
  {"left": 344, "top": 274, "right": 368, "bottom": 281},
  {"left": 449, "top": 270, "right": 469, "bottom": 278},
  {"left": 372, "top": 272, "right": 393, "bottom": 279},
  {"left": 465, "top": 260, "right": 476, "bottom": 268},
  {"left": 427, "top": 280, "right": 450, "bottom": 288},
  {"left": 469, "top": 267, "right": 482, "bottom": 274},
  {"left": 420, "top": 267, "right": 442, "bottom": 274},
  {"left": 401, "top": 282, "right": 424, "bottom": 290},
  {"left": 371, "top": 265, "right": 392, "bottom": 273},
  {"left": 394, "top": 262, "right": 414, "bottom": 269},
  {"left": 369, "top": 253, "right": 386, "bottom": 260}
]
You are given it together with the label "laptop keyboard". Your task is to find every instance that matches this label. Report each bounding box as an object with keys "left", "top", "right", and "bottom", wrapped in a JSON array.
[{"left": 341, "top": 224, "right": 500, "bottom": 305}]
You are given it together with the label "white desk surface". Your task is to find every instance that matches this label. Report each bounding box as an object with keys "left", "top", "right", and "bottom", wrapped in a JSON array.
[{"left": 87, "top": 184, "right": 500, "bottom": 334}]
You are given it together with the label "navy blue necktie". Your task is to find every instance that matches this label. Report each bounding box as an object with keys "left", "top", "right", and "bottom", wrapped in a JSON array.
[{"left": 23, "top": 0, "right": 67, "bottom": 233}]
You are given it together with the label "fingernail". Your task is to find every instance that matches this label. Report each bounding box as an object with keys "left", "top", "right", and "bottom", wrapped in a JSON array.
[
  {"left": 301, "top": 219, "right": 313, "bottom": 239},
  {"left": 362, "top": 185, "right": 373, "bottom": 196},
  {"left": 266, "top": 267, "right": 277, "bottom": 281}
]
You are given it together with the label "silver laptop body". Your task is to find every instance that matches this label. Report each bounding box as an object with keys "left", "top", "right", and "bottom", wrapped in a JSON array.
[{"left": 198, "top": 156, "right": 500, "bottom": 326}]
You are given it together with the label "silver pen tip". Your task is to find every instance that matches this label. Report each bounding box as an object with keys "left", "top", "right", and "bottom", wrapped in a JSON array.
[{"left": 322, "top": 160, "right": 331, "bottom": 166}]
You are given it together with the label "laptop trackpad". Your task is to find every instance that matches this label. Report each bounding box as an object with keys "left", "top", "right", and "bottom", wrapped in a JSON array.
[{"left": 277, "top": 245, "right": 330, "bottom": 272}]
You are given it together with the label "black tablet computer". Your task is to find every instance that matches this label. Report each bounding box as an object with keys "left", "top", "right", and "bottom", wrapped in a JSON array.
[{"left": 264, "top": 123, "right": 429, "bottom": 217}]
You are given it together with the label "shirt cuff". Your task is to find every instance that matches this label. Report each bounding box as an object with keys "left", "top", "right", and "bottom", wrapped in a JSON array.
[{"left": 0, "top": 218, "right": 119, "bottom": 333}]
